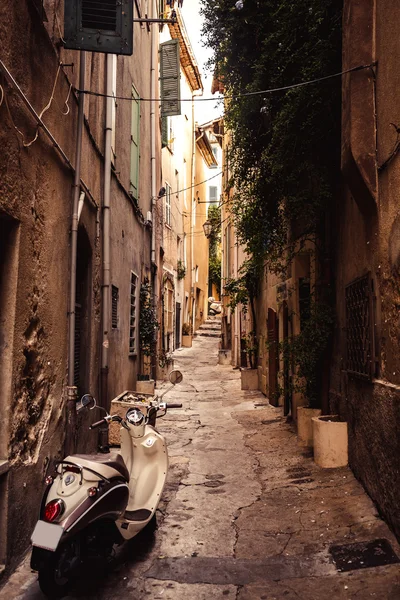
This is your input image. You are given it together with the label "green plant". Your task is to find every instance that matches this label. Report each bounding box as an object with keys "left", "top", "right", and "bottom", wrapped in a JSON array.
[
  {"left": 208, "top": 205, "right": 222, "bottom": 292},
  {"left": 202, "top": 0, "right": 341, "bottom": 402},
  {"left": 177, "top": 260, "right": 186, "bottom": 280},
  {"left": 139, "top": 279, "right": 159, "bottom": 358},
  {"left": 158, "top": 350, "right": 173, "bottom": 368},
  {"left": 241, "top": 330, "right": 258, "bottom": 370},
  {"left": 276, "top": 298, "right": 335, "bottom": 408}
]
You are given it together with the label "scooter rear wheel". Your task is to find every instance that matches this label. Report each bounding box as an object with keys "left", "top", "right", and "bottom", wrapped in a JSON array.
[
  {"left": 38, "top": 540, "right": 78, "bottom": 598},
  {"left": 38, "top": 562, "right": 69, "bottom": 598}
]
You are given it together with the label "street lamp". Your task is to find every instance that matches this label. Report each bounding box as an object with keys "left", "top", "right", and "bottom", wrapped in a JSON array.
[{"left": 202, "top": 220, "right": 212, "bottom": 238}]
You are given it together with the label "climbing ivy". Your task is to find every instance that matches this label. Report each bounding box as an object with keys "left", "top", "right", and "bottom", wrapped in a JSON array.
[
  {"left": 139, "top": 279, "right": 159, "bottom": 358},
  {"left": 201, "top": 0, "right": 342, "bottom": 404},
  {"left": 208, "top": 205, "right": 222, "bottom": 292}
]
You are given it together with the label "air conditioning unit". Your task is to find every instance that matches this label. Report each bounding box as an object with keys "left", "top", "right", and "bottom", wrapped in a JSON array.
[
  {"left": 147, "top": 211, "right": 152, "bottom": 223},
  {"left": 64, "top": 0, "right": 133, "bottom": 56}
]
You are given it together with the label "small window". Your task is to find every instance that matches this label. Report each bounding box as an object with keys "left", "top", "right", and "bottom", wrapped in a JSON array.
[
  {"left": 165, "top": 183, "right": 172, "bottom": 226},
  {"left": 210, "top": 146, "right": 218, "bottom": 168},
  {"left": 164, "top": 279, "right": 174, "bottom": 334},
  {"left": 129, "top": 272, "right": 138, "bottom": 354},
  {"left": 209, "top": 186, "right": 218, "bottom": 204},
  {"left": 112, "top": 285, "right": 119, "bottom": 329}
]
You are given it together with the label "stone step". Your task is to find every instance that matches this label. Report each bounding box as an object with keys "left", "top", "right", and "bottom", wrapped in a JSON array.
[
  {"left": 194, "top": 330, "right": 221, "bottom": 338},
  {"left": 199, "top": 323, "right": 221, "bottom": 331}
]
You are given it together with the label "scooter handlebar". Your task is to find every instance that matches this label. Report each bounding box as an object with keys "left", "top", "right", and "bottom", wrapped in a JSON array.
[
  {"left": 90, "top": 418, "right": 106, "bottom": 429},
  {"left": 166, "top": 403, "right": 183, "bottom": 409}
]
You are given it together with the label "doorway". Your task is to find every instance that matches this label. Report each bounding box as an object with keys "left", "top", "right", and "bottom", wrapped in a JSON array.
[
  {"left": 267, "top": 308, "right": 279, "bottom": 407},
  {"left": 0, "top": 212, "right": 20, "bottom": 570},
  {"left": 175, "top": 302, "right": 181, "bottom": 349},
  {"left": 74, "top": 227, "right": 92, "bottom": 397}
]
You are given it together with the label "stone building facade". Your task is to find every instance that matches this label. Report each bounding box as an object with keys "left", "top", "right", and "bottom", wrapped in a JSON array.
[
  {"left": 329, "top": 0, "right": 400, "bottom": 540},
  {"left": 0, "top": 0, "right": 162, "bottom": 573}
]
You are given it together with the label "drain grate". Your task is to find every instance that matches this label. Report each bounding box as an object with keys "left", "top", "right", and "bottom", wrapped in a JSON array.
[{"left": 330, "top": 538, "right": 400, "bottom": 572}]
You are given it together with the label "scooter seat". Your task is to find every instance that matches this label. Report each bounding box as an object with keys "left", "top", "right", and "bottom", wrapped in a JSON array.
[{"left": 73, "top": 452, "right": 129, "bottom": 481}]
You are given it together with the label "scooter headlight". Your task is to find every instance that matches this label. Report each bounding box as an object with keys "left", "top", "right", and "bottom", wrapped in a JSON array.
[
  {"left": 126, "top": 408, "right": 145, "bottom": 426},
  {"left": 43, "top": 499, "right": 65, "bottom": 523}
]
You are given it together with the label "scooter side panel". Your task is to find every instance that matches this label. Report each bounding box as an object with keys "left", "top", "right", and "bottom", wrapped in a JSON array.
[
  {"left": 62, "top": 480, "right": 129, "bottom": 538},
  {"left": 117, "top": 426, "right": 168, "bottom": 540}
]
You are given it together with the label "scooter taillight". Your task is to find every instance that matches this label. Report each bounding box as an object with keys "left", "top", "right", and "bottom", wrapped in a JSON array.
[{"left": 44, "top": 499, "right": 65, "bottom": 523}]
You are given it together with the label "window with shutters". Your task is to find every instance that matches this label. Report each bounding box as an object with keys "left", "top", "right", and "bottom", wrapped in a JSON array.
[
  {"left": 130, "top": 85, "right": 140, "bottom": 199},
  {"left": 165, "top": 182, "right": 172, "bottom": 226},
  {"left": 129, "top": 272, "right": 138, "bottom": 355},
  {"left": 160, "top": 39, "right": 181, "bottom": 117},
  {"left": 209, "top": 186, "right": 218, "bottom": 204},
  {"left": 112, "top": 285, "right": 119, "bottom": 328},
  {"left": 64, "top": 0, "right": 133, "bottom": 55},
  {"left": 210, "top": 145, "right": 218, "bottom": 168},
  {"left": 164, "top": 279, "right": 174, "bottom": 334}
]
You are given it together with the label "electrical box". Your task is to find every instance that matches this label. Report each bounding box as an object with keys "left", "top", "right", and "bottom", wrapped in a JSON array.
[{"left": 64, "top": 0, "right": 133, "bottom": 56}]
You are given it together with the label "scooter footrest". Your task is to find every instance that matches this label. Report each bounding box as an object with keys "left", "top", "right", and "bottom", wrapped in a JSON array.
[{"left": 124, "top": 509, "right": 152, "bottom": 522}]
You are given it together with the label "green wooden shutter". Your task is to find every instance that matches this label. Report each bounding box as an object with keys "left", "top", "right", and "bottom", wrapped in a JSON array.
[
  {"left": 160, "top": 39, "right": 181, "bottom": 117},
  {"left": 130, "top": 86, "right": 140, "bottom": 199}
]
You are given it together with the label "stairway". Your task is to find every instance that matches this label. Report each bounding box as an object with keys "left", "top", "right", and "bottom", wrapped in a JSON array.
[{"left": 195, "top": 316, "right": 221, "bottom": 338}]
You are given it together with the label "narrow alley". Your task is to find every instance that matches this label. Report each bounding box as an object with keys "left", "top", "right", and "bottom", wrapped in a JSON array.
[{"left": 1, "top": 333, "right": 399, "bottom": 600}]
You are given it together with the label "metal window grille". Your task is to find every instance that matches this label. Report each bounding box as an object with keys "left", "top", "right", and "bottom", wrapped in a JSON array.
[
  {"left": 64, "top": 0, "right": 133, "bottom": 56},
  {"left": 82, "top": 0, "right": 117, "bottom": 30},
  {"left": 129, "top": 273, "right": 138, "bottom": 354},
  {"left": 345, "top": 273, "right": 375, "bottom": 379},
  {"left": 111, "top": 285, "right": 119, "bottom": 329}
]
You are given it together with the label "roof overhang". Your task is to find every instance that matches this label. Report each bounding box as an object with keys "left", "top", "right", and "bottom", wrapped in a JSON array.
[{"left": 168, "top": 10, "right": 203, "bottom": 93}]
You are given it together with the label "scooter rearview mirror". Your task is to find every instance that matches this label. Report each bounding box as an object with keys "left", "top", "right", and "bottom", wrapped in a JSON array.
[
  {"left": 169, "top": 370, "right": 183, "bottom": 385},
  {"left": 76, "top": 394, "right": 97, "bottom": 412}
]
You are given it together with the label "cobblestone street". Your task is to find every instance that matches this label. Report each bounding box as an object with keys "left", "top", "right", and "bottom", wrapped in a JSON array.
[{"left": 1, "top": 335, "right": 400, "bottom": 599}]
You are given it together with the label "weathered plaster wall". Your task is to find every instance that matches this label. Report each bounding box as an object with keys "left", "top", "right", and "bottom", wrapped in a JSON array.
[{"left": 331, "top": 0, "right": 400, "bottom": 540}]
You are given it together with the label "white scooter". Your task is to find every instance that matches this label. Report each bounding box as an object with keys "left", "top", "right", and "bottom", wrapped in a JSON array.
[{"left": 30, "top": 371, "right": 183, "bottom": 598}]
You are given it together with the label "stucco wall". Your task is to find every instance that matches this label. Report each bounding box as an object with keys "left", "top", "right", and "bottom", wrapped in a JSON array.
[{"left": 331, "top": 0, "right": 400, "bottom": 540}]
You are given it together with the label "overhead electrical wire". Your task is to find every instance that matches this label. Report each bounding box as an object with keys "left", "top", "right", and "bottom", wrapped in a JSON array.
[{"left": 75, "top": 62, "right": 376, "bottom": 104}]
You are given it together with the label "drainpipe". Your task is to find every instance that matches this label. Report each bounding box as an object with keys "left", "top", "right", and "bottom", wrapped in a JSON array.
[
  {"left": 190, "top": 94, "right": 197, "bottom": 333},
  {"left": 65, "top": 51, "right": 86, "bottom": 457},
  {"left": 100, "top": 54, "right": 113, "bottom": 411},
  {"left": 150, "top": 0, "right": 158, "bottom": 380},
  {"left": 234, "top": 231, "right": 240, "bottom": 367}
]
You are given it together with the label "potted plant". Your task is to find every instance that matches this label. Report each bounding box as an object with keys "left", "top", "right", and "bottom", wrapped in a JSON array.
[
  {"left": 137, "top": 279, "right": 159, "bottom": 393},
  {"left": 240, "top": 331, "right": 259, "bottom": 390},
  {"left": 182, "top": 321, "right": 192, "bottom": 347},
  {"left": 157, "top": 350, "right": 174, "bottom": 381},
  {"left": 177, "top": 259, "right": 186, "bottom": 280}
]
